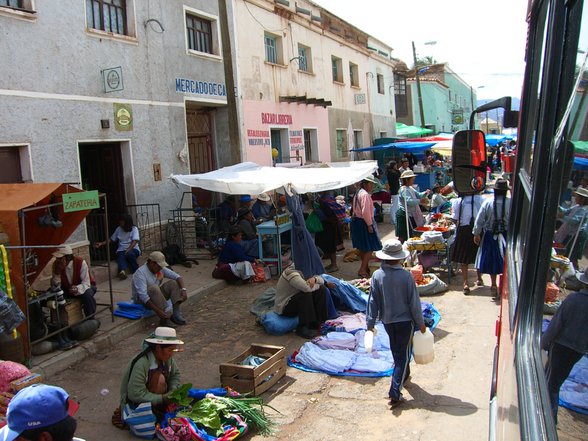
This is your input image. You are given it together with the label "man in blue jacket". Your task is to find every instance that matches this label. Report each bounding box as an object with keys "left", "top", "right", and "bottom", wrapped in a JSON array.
[
  {"left": 367, "top": 239, "right": 426, "bottom": 408},
  {"left": 541, "top": 268, "right": 588, "bottom": 424}
]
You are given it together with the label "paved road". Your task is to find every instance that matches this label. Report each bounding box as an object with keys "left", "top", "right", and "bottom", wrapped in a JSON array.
[{"left": 46, "top": 221, "right": 587, "bottom": 440}]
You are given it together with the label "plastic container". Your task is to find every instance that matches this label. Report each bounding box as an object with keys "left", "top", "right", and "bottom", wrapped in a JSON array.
[
  {"left": 413, "top": 328, "right": 434, "bottom": 364},
  {"left": 364, "top": 330, "right": 374, "bottom": 353}
]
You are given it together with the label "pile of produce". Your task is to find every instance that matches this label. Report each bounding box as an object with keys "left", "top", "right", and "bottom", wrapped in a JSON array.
[{"left": 349, "top": 278, "right": 371, "bottom": 294}]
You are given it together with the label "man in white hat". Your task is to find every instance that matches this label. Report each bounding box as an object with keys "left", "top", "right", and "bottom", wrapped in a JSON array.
[
  {"left": 367, "top": 239, "right": 426, "bottom": 408},
  {"left": 252, "top": 193, "right": 275, "bottom": 223},
  {"left": 51, "top": 245, "right": 97, "bottom": 317},
  {"left": 131, "top": 251, "right": 188, "bottom": 326},
  {"left": 541, "top": 268, "right": 588, "bottom": 424}
]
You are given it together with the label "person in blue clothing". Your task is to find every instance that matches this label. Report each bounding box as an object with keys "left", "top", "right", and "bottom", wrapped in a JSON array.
[
  {"left": 367, "top": 239, "right": 426, "bottom": 408},
  {"left": 213, "top": 225, "right": 261, "bottom": 284},
  {"left": 251, "top": 193, "right": 275, "bottom": 223},
  {"left": 95, "top": 213, "right": 140, "bottom": 280},
  {"left": 541, "top": 268, "right": 588, "bottom": 425}
]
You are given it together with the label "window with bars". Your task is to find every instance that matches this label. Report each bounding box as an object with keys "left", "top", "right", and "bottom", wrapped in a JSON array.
[
  {"left": 377, "top": 73, "right": 384, "bottom": 94},
  {"left": 349, "top": 62, "right": 359, "bottom": 87},
  {"left": 0, "top": 0, "right": 23, "bottom": 9},
  {"left": 86, "top": 0, "right": 127, "bottom": 35},
  {"left": 394, "top": 75, "right": 408, "bottom": 117},
  {"left": 332, "top": 56, "right": 343, "bottom": 82},
  {"left": 298, "top": 44, "right": 312, "bottom": 73},
  {"left": 265, "top": 33, "right": 278, "bottom": 64},
  {"left": 186, "top": 13, "right": 212, "bottom": 54},
  {"left": 336, "top": 129, "right": 347, "bottom": 158}
]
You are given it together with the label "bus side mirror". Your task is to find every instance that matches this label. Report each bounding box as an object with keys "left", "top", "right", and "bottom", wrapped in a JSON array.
[
  {"left": 503, "top": 110, "right": 519, "bottom": 128},
  {"left": 452, "top": 130, "right": 487, "bottom": 195}
]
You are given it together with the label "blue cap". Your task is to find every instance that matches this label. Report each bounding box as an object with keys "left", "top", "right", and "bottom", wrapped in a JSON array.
[
  {"left": 239, "top": 195, "right": 252, "bottom": 202},
  {"left": 0, "top": 384, "right": 76, "bottom": 441}
]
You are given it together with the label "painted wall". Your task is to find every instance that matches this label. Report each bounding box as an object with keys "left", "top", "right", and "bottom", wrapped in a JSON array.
[
  {"left": 242, "top": 100, "right": 330, "bottom": 166},
  {"left": 232, "top": 0, "right": 396, "bottom": 160},
  {"left": 0, "top": 1, "right": 229, "bottom": 231}
]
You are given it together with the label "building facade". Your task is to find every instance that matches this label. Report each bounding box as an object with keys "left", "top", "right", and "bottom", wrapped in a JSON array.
[
  {"left": 401, "top": 63, "right": 477, "bottom": 133},
  {"left": 0, "top": 0, "right": 234, "bottom": 245},
  {"left": 232, "top": 0, "right": 398, "bottom": 165}
]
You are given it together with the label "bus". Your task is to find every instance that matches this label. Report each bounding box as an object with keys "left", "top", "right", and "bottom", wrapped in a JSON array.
[{"left": 453, "top": 0, "right": 588, "bottom": 439}]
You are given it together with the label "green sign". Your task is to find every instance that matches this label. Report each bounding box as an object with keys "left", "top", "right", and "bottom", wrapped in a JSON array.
[
  {"left": 114, "top": 103, "right": 133, "bottom": 131},
  {"left": 62, "top": 190, "right": 100, "bottom": 213}
]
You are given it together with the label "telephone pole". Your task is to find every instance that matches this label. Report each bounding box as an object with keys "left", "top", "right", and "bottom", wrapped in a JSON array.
[{"left": 412, "top": 41, "right": 426, "bottom": 128}]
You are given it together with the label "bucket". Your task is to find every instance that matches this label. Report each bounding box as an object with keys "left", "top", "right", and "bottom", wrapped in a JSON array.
[
  {"left": 0, "top": 330, "right": 26, "bottom": 363},
  {"left": 412, "top": 328, "right": 434, "bottom": 364}
]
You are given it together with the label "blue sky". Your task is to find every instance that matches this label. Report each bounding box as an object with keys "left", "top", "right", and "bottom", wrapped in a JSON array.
[{"left": 312, "top": 0, "right": 528, "bottom": 101}]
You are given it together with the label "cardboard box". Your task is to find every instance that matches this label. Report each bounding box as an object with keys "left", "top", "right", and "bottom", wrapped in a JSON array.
[
  {"left": 50, "top": 298, "right": 83, "bottom": 326},
  {"left": 220, "top": 344, "right": 286, "bottom": 396},
  {"left": 10, "top": 373, "right": 42, "bottom": 392}
]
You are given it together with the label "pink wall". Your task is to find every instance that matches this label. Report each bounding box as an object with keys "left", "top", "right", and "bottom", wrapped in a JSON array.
[{"left": 242, "top": 100, "right": 331, "bottom": 166}]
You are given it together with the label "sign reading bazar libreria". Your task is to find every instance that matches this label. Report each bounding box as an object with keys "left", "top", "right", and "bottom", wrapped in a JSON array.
[{"left": 62, "top": 191, "right": 100, "bottom": 213}]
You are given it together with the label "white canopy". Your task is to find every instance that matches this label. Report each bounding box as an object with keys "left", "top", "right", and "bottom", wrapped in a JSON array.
[{"left": 171, "top": 160, "right": 378, "bottom": 194}]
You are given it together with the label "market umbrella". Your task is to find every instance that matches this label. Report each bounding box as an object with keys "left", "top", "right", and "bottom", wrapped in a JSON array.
[
  {"left": 395, "top": 123, "right": 434, "bottom": 138},
  {"left": 285, "top": 189, "right": 325, "bottom": 279}
]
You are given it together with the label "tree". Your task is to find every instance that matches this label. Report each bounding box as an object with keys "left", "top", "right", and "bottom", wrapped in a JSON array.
[{"left": 415, "top": 56, "right": 437, "bottom": 68}]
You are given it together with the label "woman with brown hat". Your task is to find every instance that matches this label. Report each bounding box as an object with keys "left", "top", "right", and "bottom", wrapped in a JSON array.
[
  {"left": 350, "top": 175, "right": 382, "bottom": 278},
  {"left": 396, "top": 170, "right": 431, "bottom": 242},
  {"left": 473, "top": 178, "right": 511, "bottom": 297}
]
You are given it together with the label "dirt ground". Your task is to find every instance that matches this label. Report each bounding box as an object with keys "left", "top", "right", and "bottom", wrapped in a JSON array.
[{"left": 46, "top": 221, "right": 587, "bottom": 441}]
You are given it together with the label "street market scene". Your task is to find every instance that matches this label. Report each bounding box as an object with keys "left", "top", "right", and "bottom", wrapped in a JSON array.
[{"left": 1, "top": 0, "right": 588, "bottom": 440}]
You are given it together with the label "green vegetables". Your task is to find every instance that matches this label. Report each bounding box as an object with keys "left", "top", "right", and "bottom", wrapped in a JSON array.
[{"left": 168, "top": 384, "right": 279, "bottom": 437}]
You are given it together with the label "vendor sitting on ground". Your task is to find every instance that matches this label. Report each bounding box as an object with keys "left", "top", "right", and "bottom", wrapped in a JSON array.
[
  {"left": 235, "top": 207, "right": 261, "bottom": 257},
  {"left": 132, "top": 251, "right": 188, "bottom": 327},
  {"left": 119, "top": 327, "right": 183, "bottom": 425},
  {"left": 213, "top": 225, "right": 261, "bottom": 283},
  {"left": 51, "top": 245, "right": 97, "bottom": 318},
  {"left": 274, "top": 262, "right": 334, "bottom": 339},
  {"left": 251, "top": 193, "right": 276, "bottom": 223}
]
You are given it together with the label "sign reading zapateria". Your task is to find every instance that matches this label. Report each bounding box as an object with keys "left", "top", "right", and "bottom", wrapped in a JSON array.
[{"left": 62, "top": 190, "right": 100, "bottom": 213}]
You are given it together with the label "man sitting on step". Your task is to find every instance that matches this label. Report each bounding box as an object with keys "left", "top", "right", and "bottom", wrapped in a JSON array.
[{"left": 131, "top": 251, "right": 188, "bottom": 326}]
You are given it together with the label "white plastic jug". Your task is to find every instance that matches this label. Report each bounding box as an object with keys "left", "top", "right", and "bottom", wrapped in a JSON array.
[
  {"left": 413, "top": 328, "right": 434, "bottom": 364},
  {"left": 364, "top": 330, "right": 374, "bottom": 353}
]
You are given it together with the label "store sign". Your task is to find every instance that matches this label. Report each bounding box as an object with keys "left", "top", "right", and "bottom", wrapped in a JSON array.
[
  {"left": 62, "top": 191, "right": 99, "bottom": 213},
  {"left": 102, "top": 67, "right": 124, "bottom": 93},
  {"left": 114, "top": 103, "right": 133, "bottom": 131},
  {"left": 175, "top": 78, "right": 227, "bottom": 98}
]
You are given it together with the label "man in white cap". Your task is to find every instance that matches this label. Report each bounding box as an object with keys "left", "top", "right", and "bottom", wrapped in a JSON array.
[
  {"left": 541, "top": 267, "right": 588, "bottom": 424},
  {"left": 0, "top": 383, "right": 84, "bottom": 441},
  {"left": 367, "top": 239, "right": 426, "bottom": 408},
  {"left": 51, "top": 245, "right": 97, "bottom": 317},
  {"left": 131, "top": 251, "right": 188, "bottom": 326},
  {"left": 251, "top": 193, "right": 275, "bottom": 223}
]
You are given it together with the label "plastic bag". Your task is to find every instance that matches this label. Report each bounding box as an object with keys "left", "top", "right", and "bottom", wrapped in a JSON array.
[
  {"left": 0, "top": 290, "right": 25, "bottom": 334},
  {"left": 305, "top": 211, "right": 324, "bottom": 233}
]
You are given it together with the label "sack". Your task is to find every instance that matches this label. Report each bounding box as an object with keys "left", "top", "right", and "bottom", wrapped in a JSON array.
[
  {"left": 122, "top": 402, "right": 156, "bottom": 439},
  {"left": 252, "top": 264, "right": 268, "bottom": 283},
  {"left": 260, "top": 311, "right": 299, "bottom": 335},
  {"left": 305, "top": 211, "right": 324, "bottom": 233},
  {"left": 0, "top": 290, "right": 26, "bottom": 334}
]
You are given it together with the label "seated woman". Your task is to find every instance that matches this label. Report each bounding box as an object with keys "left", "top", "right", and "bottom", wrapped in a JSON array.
[
  {"left": 274, "top": 262, "right": 334, "bottom": 339},
  {"left": 96, "top": 213, "right": 140, "bottom": 280},
  {"left": 119, "top": 327, "right": 183, "bottom": 426},
  {"left": 213, "top": 226, "right": 261, "bottom": 283},
  {"left": 429, "top": 183, "right": 451, "bottom": 214},
  {"left": 554, "top": 186, "right": 588, "bottom": 267}
]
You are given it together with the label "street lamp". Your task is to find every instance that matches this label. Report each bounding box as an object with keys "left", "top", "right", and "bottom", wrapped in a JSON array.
[{"left": 412, "top": 41, "right": 437, "bottom": 127}]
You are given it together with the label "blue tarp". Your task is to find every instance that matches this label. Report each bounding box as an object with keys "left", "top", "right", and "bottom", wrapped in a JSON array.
[
  {"left": 351, "top": 141, "right": 436, "bottom": 153},
  {"left": 485, "top": 134, "right": 514, "bottom": 147},
  {"left": 574, "top": 156, "right": 588, "bottom": 171}
]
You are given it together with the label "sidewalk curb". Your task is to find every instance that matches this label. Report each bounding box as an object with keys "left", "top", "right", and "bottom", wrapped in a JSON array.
[{"left": 32, "top": 279, "right": 227, "bottom": 379}]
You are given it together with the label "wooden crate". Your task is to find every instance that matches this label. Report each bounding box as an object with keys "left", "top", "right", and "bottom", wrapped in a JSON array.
[
  {"left": 220, "top": 344, "right": 286, "bottom": 396},
  {"left": 50, "top": 298, "right": 84, "bottom": 326}
]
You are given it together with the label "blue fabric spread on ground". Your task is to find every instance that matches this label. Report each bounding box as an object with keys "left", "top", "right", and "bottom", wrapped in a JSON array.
[
  {"left": 288, "top": 303, "right": 441, "bottom": 377},
  {"left": 321, "top": 274, "right": 369, "bottom": 312},
  {"left": 114, "top": 302, "right": 155, "bottom": 319},
  {"left": 559, "top": 354, "right": 588, "bottom": 414}
]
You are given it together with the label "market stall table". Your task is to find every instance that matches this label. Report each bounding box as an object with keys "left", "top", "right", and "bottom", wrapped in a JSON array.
[{"left": 257, "top": 218, "right": 292, "bottom": 274}]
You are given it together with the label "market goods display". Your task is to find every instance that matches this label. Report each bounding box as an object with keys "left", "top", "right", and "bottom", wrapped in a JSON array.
[{"left": 349, "top": 278, "right": 371, "bottom": 294}]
